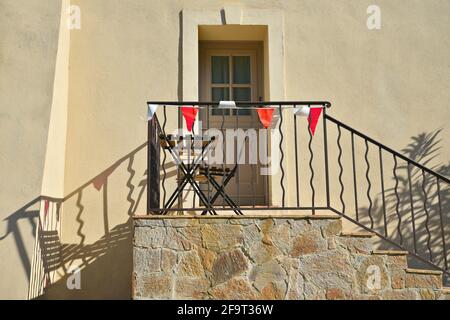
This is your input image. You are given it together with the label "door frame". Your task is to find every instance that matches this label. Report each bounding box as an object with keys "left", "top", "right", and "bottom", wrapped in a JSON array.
[{"left": 198, "top": 41, "right": 268, "bottom": 206}]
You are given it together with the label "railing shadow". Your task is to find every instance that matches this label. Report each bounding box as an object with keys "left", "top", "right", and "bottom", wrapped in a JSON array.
[
  {"left": 356, "top": 129, "right": 449, "bottom": 275},
  {"left": 1, "top": 141, "right": 148, "bottom": 299},
  {"left": 0, "top": 198, "right": 39, "bottom": 281}
]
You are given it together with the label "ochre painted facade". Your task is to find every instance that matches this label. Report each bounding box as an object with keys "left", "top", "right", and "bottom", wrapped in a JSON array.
[{"left": 1, "top": 0, "right": 449, "bottom": 299}]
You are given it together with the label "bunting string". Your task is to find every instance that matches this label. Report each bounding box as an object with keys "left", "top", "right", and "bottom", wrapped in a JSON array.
[{"left": 147, "top": 102, "right": 324, "bottom": 136}]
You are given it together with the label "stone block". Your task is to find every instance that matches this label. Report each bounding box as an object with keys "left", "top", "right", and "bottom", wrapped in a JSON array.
[
  {"left": 211, "top": 249, "right": 248, "bottom": 285},
  {"left": 174, "top": 277, "right": 210, "bottom": 299},
  {"left": 136, "top": 274, "right": 172, "bottom": 299},
  {"left": 290, "top": 231, "right": 326, "bottom": 257},
  {"left": 391, "top": 271, "right": 405, "bottom": 289},
  {"left": 134, "top": 226, "right": 166, "bottom": 248},
  {"left": 259, "top": 281, "right": 286, "bottom": 300},
  {"left": 134, "top": 247, "right": 161, "bottom": 274},
  {"left": 336, "top": 236, "right": 372, "bottom": 254},
  {"left": 250, "top": 260, "right": 286, "bottom": 291},
  {"left": 382, "top": 290, "right": 419, "bottom": 300},
  {"left": 201, "top": 224, "right": 243, "bottom": 251},
  {"left": 321, "top": 219, "right": 342, "bottom": 238},
  {"left": 249, "top": 242, "right": 280, "bottom": 265},
  {"left": 405, "top": 273, "right": 441, "bottom": 289},
  {"left": 161, "top": 248, "right": 177, "bottom": 272},
  {"left": 197, "top": 247, "right": 216, "bottom": 272},
  {"left": 176, "top": 251, "right": 205, "bottom": 277},
  {"left": 210, "top": 277, "right": 257, "bottom": 300},
  {"left": 135, "top": 219, "right": 165, "bottom": 227}
]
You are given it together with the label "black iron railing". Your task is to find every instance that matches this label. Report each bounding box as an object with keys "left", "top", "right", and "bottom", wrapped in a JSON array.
[
  {"left": 146, "top": 101, "right": 449, "bottom": 275},
  {"left": 325, "top": 114, "right": 449, "bottom": 276},
  {"left": 147, "top": 101, "right": 331, "bottom": 213}
]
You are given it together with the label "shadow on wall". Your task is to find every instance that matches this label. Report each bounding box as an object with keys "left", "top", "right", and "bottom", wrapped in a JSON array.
[
  {"left": 2, "top": 129, "right": 449, "bottom": 297},
  {"left": 38, "top": 220, "right": 133, "bottom": 300},
  {"left": 1, "top": 141, "right": 149, "bottom": 299},
  {"left": 356, "top": 130, "right": 449, "bottom": 273},
  {"left": 0, "top": 199, "right": 39, "bottom": 281}
]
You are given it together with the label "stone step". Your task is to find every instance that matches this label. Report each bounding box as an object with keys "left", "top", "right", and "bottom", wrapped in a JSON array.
[
  {"left": 372, "top": 250, "right": 409, "bottom": 256},
  {"left": 405, "top": 268, "right": 443, "bottom": 275},
  {"left": 340, "top": 231, "right": 375, "bottom": 238},
  {"left": 441, "top": 287, "right": 450, "bottom": 293}
]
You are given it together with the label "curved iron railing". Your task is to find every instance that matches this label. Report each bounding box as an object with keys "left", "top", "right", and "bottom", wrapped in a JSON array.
[
  {"left": 146, "top": 101, "right": 449, "bottom": 275},
  {"left": 325, "top": 114, "right": 449, "bottom": 276},
  {"left": 147, "top": 101, "right": 331, "bottom": 215}
]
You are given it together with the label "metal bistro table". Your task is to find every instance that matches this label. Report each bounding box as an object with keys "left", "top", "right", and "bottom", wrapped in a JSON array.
[{"left": 158, "top": 130, "right": 243, "bottom": 215}]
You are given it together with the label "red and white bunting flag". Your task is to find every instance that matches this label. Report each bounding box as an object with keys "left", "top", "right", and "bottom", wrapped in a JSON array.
[
  {"left": 44, "top": 200, "right": 49, "bottom": 217},
  {"left": 293, "top": 106, "right": 310, "bottom": 117},
  {"left": 181, "top": 106, "right": 198, "bottom": 132},
  {"left": 308, "top": 108, "right": 322, "bottom": 136},
  {"left": 256, "top": 107, "right": 275, "bottom": 129},
  {"left": 293, "top": 106, "right": 322, "bottom": 136},
  {"left": 147, "top": 104, "right": 158, "bottom": 121}
]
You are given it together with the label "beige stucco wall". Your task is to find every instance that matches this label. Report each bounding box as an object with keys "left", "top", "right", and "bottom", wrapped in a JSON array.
[
  {"left": 58, "top": 0, "right": 449, "bottom": 299},
  {"left": 0, "top": 0, "right": 62, "bottom": 299},
  {"left": 1, "top": 0, "right": 449, "bottom": 299}
]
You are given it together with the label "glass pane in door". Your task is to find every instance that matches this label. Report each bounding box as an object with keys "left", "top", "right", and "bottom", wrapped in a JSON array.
[
  {"left": 232, "top": 56, "right": 251, "bottom": 84},
  {"left": 233, "top": 87, "right": 251, "bottom": 115},
  {"left": 211, "top": 87, "right": 230, "bottom": 115},
  {"left": 211, "top": 56, "right": 229, "bottom": 84}
]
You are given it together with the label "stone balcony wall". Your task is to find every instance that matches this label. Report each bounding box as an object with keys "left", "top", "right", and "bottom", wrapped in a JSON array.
[{"left": 132, "top": 215, "right": 448, "bottom": 300}]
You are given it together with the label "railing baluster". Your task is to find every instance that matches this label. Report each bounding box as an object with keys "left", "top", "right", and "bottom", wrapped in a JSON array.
[
  {"left": 323, "top": 109, "right": 330, "bottom": 208},
  {"left": 407, "top": 163, "right": 418, "bottom": 254},
  {"left": 278, "top": 104, "right": 285, "bottom": 207},
  {"left": 436, "top": 178, "right": 448, "bottom": 270},
  {"left": 266, "top": 126, "right": 270, "bottom": 208},
  {"left": 422, "top": 169, "right": 433, "bottom": 262},
  {"left": 379, "top": 147, "right": 388, "bottom": 237},
  {"left": 147, "top": 115, "right": 160, "bottom": 214},
  {"left": 307, "top": 106, "right": 315, "bottom": 215},
  {"left": 351, "top": 132, "right": 359, "bottom": 221},
  {"left": 236, "top": 106, "right": 240, "bottom": 208},
  {"left": 206, "top": 104, "right": 211, "bottom": 209},
  {"left": 392, "top": 155, "right": 403, "bottom": 245},
  {"left": 364, "top": 139, "right": 373, "bottom": 228},
  {"left": 251, "top": 108, "right": 256, "bottom": 208},
  {"left": 191, "top": 127, "right": 196, "bottom": 209},
  {"left": 161, "top": 106, "right": 167, "bottom": 207},
  {"left": 221, "top": 109, "right": 226, "bottom": 208},
  {"left": 294, "top": 114, "right": 300, "bottom": 207},
  {"left": 337, "top": 124, "right": 345, "bottom": 214}
]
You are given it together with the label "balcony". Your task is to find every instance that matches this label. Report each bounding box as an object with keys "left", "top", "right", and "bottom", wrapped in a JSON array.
[{"left": 146, "top": 101, "right": 449, "bottom": 276}]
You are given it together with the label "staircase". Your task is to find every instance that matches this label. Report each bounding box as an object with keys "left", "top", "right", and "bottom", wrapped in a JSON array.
[
  {"left": 132, "top": 215, "right": 449, "bottom": 300},
  {"left": 324, "top": 114, "right": 449, "bottom": 282},
  {"left": 336, "top": 230, "right": 448, "bottom": 300}
]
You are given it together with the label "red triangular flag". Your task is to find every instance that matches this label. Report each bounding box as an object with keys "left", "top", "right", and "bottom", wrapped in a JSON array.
[
  {"left": 44, "top": 200, "right": 49, "bottom": 216},
  {"left": 256, "top": 107, "right": 275, "bottom": 129},
  {"left": 308, "top": 108, "right": 322, "bottom": 136},
  {"left": 181, "top": 106, "right": 198, "bottom": 132}
]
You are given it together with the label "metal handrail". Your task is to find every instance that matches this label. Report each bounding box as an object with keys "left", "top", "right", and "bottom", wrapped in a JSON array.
[
  {"left": 325, "top": 114, "right": 449, "bottom": 275},
  {"left": 326, "top": 114, "right": 450, "bottom": 184},
  {"left": 147, "top": 101, "right": 331, "bottom": 108}
]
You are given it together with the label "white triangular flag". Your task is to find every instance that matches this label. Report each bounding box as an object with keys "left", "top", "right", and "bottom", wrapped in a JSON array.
[
  {"left": 218, "top": 101, "right": 236, "bottom": 109},
  {"left": 147, "top": 104, "right": 158, "bottom": 121},
  {"left": 293, "top": 105, "right": 310, "bottom": 117}
]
